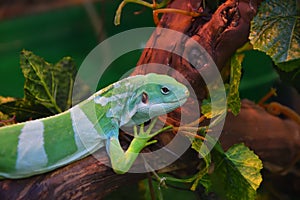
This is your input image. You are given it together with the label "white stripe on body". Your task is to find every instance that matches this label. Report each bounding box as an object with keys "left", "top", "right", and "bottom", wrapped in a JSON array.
[
  {"left": 21, "top": 106, "right": 105, "bottom": 174},
  {"left": 16, "top": 120, "right": 48, "bottom": 171},
  {"left": 94, "top": 92, "right": 130, "bottom": 106},
  {"left": 70, "top": 105, "right": 104, "bottom": 154}
]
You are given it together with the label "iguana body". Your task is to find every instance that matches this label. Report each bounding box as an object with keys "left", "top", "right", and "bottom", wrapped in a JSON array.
[{"left": 0, "top": 74, "right": 189, "bottom": 179}]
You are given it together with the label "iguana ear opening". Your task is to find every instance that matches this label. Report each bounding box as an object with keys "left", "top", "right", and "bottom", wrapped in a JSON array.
[
  {"left": 128, "top": 89, "right": 146, "bottom": 110},
  {"left": 119, "top": 90, "right": 143, "bottom": 126},
  {"left": 142, "top": 92, "right": 148, "bottom": 104}
]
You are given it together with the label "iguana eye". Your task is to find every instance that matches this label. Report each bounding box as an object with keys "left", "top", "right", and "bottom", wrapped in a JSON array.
[
  {"left": 161, "top": 86, "right": 170, "bottom": 95},
  {"left": 142, "top": 92, "right": 148, "bottom": 103}
]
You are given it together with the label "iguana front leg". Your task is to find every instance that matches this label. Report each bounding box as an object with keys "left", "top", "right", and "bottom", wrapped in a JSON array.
[{"left": 108, "top": 118, "right": 172, "bottom": 174}]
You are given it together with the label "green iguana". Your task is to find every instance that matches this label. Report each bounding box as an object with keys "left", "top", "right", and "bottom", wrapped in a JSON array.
[{"left": 0, "top": 73, "right": 189, "bottom": 179}]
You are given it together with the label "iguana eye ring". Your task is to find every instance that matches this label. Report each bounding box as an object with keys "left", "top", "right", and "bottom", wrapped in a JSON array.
[
  {"left": 161, "top": 86, "right": 170, "bottom": 95},
  {"left": 142, "top": 92, "right": 148, "bottom": 103}
]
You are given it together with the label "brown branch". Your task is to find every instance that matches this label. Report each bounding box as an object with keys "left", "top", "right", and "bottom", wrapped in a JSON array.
[
  {"left": 132, "top": 0, "right": 262, "bottom": 125},
  {"left": 0, "top": 149, "right": 146, "bottom": 199},
  {"left": 222, "top": 99, "right": 300, "bottom": 168}
]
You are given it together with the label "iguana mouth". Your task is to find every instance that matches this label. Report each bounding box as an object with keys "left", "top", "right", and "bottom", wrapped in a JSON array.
[
  {"left": 162, "top": 97, "right": 188, "bottom": 110},
  {"left": 169, "top": 96, "right": 188, "bottom": 106},
  {"left": 173, "top": 89, "right": 189, "bottom": 105}
]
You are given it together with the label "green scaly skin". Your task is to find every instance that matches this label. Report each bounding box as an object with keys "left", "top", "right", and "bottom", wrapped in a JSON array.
[{"left": 0, "top": 73, "right": 189, "bottom": 179}]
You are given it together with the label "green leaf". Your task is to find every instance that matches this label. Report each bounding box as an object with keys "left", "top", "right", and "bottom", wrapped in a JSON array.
[
  {"left": 0, "top": 50, "right": 90, "bottom": 123},
  {"left": 201, "top": 86, "right": 227, "bottom": 119},
  {"left": 225, "top": 144, "right": 263, "bottom": 191},
  {"left": 0, "top": 97, "right": 16, "bottom": 125},
  {"left": 20, "top": 50, "right": 77, "bottom": 114},
  {"left": 277, "top": 58, "right": 300, "bottom": 72},
  {"left": 191, "top": 140, "right": 211, "bottom": 167},
  {"left": 190, "top": 135, "right": 212, "bottom": 191},
  {"left": 227, "top": 54, "right": 242, "bottom": 115},
  {"left": 205, "top": 143, "right": 263, "bottom": 200},
  {"left": 201, "top": 84, "right": 227, "bottom": 130},
  {"left": 249, "top": 0, "right": 300, "bottom": 71},
  {"left": 0, "top": 103, "right": 14, "bottom": 126},
  {"left": 0, "top": 99, "right": 52, "bottom": 122}
]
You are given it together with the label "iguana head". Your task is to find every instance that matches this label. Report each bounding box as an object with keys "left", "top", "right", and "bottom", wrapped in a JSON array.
[
  {"left": 93, "top": 73, "right": 189, "bottom": 126},
  {"left": 123, "top": 73, "right": 189, "bottom": 126}
]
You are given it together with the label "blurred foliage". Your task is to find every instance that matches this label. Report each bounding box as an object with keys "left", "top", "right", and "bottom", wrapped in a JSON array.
[{"left": 250, "top": 0, "right": 300, "bottom": 91}]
